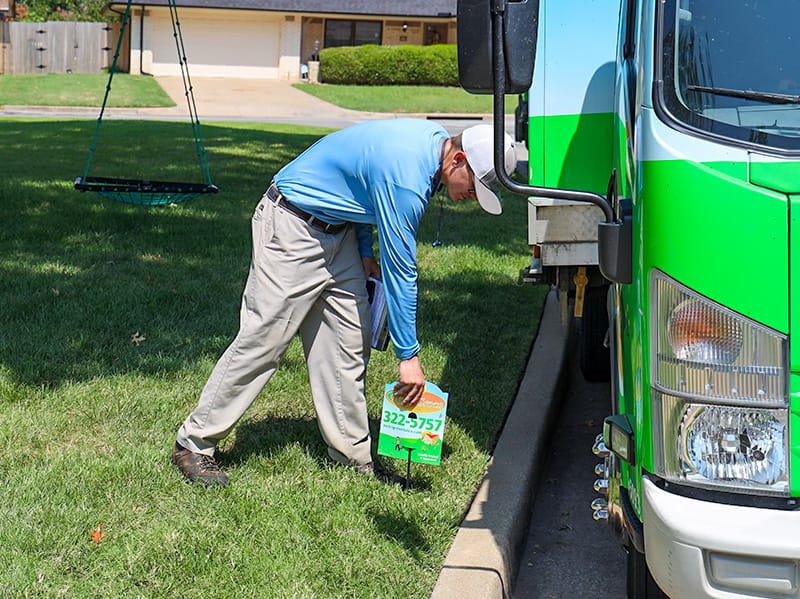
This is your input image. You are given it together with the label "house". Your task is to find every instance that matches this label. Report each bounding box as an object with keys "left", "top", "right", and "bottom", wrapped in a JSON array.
[{"left": 107, "top": 0, "right": 458, "bottom": 81}]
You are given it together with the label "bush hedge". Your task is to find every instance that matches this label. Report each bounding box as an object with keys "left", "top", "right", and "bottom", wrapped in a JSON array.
[{"left": 318, "top": 44, "right": 458, "bottom": 86}]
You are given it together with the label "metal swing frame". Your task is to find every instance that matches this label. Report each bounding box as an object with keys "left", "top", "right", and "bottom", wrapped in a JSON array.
[{"left": 74, "top": 0, "right": 218, "bottom": 205}]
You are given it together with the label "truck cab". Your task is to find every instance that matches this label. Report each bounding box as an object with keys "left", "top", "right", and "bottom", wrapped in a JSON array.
[{"left": 458, "top": 0, "right": 800, "bottom": 597}]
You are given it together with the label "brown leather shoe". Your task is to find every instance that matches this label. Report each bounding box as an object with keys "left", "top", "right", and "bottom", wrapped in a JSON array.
[{"left": 171, "top": 442, "right": 229, "bottom": 487}]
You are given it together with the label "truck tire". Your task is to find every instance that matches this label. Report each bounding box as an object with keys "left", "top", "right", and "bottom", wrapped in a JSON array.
[
  {"left": 577, "top": 286, "right": 611, "bottom": 382},
  {"left": 626, "top": 545, "right": 668, "bottom": 599}
]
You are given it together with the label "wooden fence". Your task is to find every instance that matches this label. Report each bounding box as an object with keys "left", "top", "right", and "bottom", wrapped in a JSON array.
[{"left": 3, "top": 21, "right": 111, "bottom": 74}]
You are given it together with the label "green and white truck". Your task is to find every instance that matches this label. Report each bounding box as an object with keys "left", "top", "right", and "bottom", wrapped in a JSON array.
[{"left": 458, "top": 0, "right": 800, "bottom": 597}]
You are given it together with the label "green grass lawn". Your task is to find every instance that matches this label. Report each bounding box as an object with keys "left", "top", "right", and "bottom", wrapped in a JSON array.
[
  {"left": 0, "top": 117, "right": 545, "bottom": 597},
  {"left": 292, "top": 83, "right": 517, "bottom": 114},
  {"left": 0, "top": 73, "right": 175, "bottom": 107}
]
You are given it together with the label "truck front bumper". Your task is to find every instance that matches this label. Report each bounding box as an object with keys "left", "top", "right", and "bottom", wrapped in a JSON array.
[{"left": 642, "top": 476, "right": 800, "bottom": 598}]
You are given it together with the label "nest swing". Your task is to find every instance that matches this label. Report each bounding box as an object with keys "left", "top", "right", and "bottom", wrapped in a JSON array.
[{"left": 74, "top": 0, "right": 218, "bottom": 205}]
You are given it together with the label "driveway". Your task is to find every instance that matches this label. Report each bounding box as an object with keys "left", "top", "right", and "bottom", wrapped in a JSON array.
[{"left": 154, "top": 77, "right": 373, "bottom": 125}]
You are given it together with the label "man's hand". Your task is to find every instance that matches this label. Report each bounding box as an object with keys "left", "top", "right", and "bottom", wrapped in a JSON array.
[
  {"left": 394, "top": 356, "right": 425, "bottom": 406},
  {"left": 362, "top": 256, "right": 381, "bottom": 280}
]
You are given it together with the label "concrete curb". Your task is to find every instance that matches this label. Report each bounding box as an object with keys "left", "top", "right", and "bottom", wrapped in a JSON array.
[{"left": 430, "top": 289, "right": 570, "bottom": 599}]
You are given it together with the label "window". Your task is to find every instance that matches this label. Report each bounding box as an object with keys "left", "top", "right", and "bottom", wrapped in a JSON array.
[
  {"left": 657, "top": 0, "right": 800, "bottom": 153},
  {"left": 324, "top": 19, "right": 382, "bottom": 48}
]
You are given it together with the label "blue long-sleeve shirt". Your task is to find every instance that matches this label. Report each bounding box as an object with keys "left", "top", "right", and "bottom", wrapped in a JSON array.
[{"left": 273, "top": 119, "right": 448, "bottom": 360}]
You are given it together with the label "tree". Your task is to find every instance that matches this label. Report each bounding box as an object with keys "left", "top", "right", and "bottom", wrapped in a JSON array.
[{"left": 15, "top": 0, "right": 107, "bottom": 22}]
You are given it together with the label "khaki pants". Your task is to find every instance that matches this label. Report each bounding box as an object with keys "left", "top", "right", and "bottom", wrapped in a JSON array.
[{"left": 176, "top": 194, "right": 373, "bottom": 466}]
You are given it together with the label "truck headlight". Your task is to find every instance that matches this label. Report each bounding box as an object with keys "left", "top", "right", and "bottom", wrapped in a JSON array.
[
  {"left": 654, "top": 393, "right": 788, "bottom": 494},
  {"left": 651, "top": 271, "right": 788, "bottom": 496}
]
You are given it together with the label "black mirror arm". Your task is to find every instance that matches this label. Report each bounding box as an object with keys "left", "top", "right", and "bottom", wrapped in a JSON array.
[{"left": 490, "top": 6, "right": 614, "bottom": 223}]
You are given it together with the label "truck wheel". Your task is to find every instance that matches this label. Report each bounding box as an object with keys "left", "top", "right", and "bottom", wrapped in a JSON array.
[
  {"left": 577, "top": 286, "right": 611, "bottom": 382},
  {"left": 626, "top": 545, "right": 668, "bottom": 599}
]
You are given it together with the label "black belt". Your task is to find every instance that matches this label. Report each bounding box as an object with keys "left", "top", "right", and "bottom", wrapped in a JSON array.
[{"left": 266, "top": 184, "right": 347, "bottom": 234}]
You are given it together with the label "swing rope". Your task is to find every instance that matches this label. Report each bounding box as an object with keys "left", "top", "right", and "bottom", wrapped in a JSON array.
[{"left": 74, "top": 0, "right": 218, "bottom": 205}]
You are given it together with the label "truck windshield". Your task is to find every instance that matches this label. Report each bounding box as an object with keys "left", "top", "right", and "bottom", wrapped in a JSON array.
[{"left": 660, "top": 0, "right": 800, "bottom": 153}]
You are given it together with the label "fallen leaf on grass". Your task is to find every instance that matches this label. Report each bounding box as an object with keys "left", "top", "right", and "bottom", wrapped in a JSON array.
[
  {"left": 130, "top": 331, "right": 146, "bottom": 346},
  {"left": 88, "top": 524, "right": 107, "bottom": 543}
]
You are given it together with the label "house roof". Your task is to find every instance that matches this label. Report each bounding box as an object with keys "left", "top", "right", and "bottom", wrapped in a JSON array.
[{"left": 113, "top": 0, "right": 457, "bottom": 17}]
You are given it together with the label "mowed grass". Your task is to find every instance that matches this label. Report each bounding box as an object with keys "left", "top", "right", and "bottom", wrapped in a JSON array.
[
  {"left": 292, "top": 83, "right": 517, "bottom": 114},
  {"left": 0, "top": 73, "right": 175, "bottom": 107},
  {"left": 0, "top": 118, "right": 545, "bottom": 597}
]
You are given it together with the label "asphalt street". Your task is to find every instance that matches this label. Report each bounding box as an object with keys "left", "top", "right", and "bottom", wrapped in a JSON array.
[{"left": 513, "top": 335, "right": 627, "bottom": 598}]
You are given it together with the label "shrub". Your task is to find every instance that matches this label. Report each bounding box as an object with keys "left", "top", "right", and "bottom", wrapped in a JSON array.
[{"left": 319, "top": 44, "right": 458, "bottom": 86}]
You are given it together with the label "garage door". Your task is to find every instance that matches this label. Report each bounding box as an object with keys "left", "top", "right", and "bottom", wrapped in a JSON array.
[{"left": 149, "top": 11, "right": 280, "bottom": 78}]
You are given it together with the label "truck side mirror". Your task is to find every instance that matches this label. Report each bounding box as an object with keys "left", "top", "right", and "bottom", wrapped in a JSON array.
[
  {"left": 598, "top": 216, "right": 632, "bottom": 284},
  {"left": 457, "top": 0, "right": 539, "bottom": 94},
  {"left": 598, "top": 173, "right": 632, "bottom": 284}
]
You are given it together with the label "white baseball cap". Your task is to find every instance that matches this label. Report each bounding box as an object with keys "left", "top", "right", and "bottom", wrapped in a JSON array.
[{"left": 462, "top": 124, "right": 516, "bottom": 215}]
